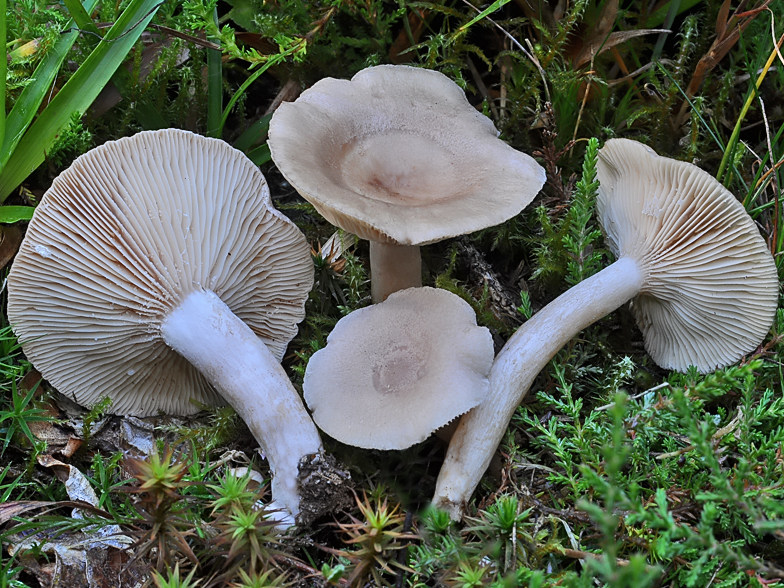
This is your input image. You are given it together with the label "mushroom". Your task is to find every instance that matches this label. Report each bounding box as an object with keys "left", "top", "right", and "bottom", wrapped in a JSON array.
[
  {"left": 303, "top": 287, "right": 494, "bottom": 450},
  {"left": 433, "top": 138, "right": 780, "bottom": 519},
  {"left": 7, "top": 129, "right": 321, "bottom": 524},
  {"left": 268, "top": 64, "right": 546, "bottom": 302}
]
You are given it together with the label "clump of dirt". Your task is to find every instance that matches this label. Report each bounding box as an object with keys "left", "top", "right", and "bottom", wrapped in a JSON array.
[{"left": 296, "top": 451, "right": 352, "bottom": 528}]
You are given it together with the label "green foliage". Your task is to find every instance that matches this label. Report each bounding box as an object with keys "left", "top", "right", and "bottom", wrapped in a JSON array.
[
  {"left": 507, "top": 359, "right": 784, "bottom": 585},
  {"left": 46, "top": 112, "right": 93, "bottom": 168},
  {"left": 562, "top": 137, "right": 603, "bottom": 285},
  {"left": 81, "top": 396, "right": 112, "bottom": 444},
  {"left": 333, "top": 493, "right": 416, "bottom": 587},
  {"left": 152, "top": 563, "right": 202, "bottom": 588},
  {"left": 0, "top": 380, "right": 49, "bottom": 457},
  {"left": 122, "top": 445, "right": 201, "bottom": 571},
  {"left": 0, "top": 0, "right": 163, "bottom": 201},
  {"left": 2, "top": 1, "right": 784, "bottom": 586},
  {"left": 531, "top": 138, "right": 605, "bottom": 289}
]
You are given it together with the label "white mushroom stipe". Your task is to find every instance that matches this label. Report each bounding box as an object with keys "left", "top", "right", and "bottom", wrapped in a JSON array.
[
  {"left": 433, "top": 138, "right": 779, "bottom": 520},
  {"left": 161, "top": 289, "right": 321, "bottom": 519},
  {"left": 269, "top": 65, "right": 546, "bottom": 302},
  {"left": 369, "top": 242, "right": 422, "bottom": 303}
]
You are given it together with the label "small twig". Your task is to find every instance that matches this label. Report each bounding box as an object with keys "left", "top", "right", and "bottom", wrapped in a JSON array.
[
  {"left": 466, "top": 56, "right": 499, "bottom": 120},
  {"left": 656, "top": 406, "right": 744, "bottom": 460},
  {"left": 758, "top": 95, "right": 779, "bottom": 255},
  {"left": 594, "top": 382, "right": 672, "bottom": 412},
  {"left": 272, "top": 554, "right": 348, "bottom": 585},
  {"left": 571, "top": 57, "right": 595, "bottom": 147},
  {"left": 607, "top": 59, "right": 676, "bottom": 86},
  {"left": 394, "top": 510, "right": 414, "bottom": 588}
]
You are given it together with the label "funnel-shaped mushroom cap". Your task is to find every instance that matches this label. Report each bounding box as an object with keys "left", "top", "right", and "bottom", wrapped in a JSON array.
[
  {"left": 8, "top": 129, "right": 313, "bottom": 416},
  {"left": 268, "top": 65, "right": 546, "bottom": 245},
  {"left": 597, "top": 138, "right": 779, "bottom": 372},
  {"left": 303, "top": 287, "right": 494, "bottom": 450}
]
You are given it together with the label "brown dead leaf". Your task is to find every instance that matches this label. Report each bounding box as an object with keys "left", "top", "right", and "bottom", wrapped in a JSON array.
[
  {"left": 37, "top": 454, "right": 72, "bottom": 482},
  {"left": 235, "top": 31, "right": 278, "bottom": 54},
  {"left": 0, "top": 501, "right": 52, "bottom": 525},
  {"left": 30, "top": 422, "right": 81, "bottom": 462},
  {"left": 574, "top": 28, "right": 670, "bottom": 68},
  {"left": 389, "top": 7, "right": 428, "bottom": 64},
  {"left": 61, "top": 438, "right": 83, "bottom": 459},
  {"left": 19, "top": 368, "right": 42, "bottom": 393},
  {"left": 716, "top": 0, "right": 732, "bottom": 39},
  {"left": 0, "top": 224, "right": 23, "bottom": 271},
  {"left": 0, "top": 500, "right": 111, "bottom": 525},
  {"left": 594, "top": 0, "right": 619, "bottom": 40},
  {"left": 676, "top": 0, "right": 770, "bottom": 125}
]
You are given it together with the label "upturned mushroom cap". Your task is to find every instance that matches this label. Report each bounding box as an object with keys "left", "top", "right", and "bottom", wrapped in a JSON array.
[
  {"left": 303, "top": 287, "right": 494, "bottom": 450},
  {"left": 597, "top": 138, "right": 779, "bottom": 372},
  {"left": 268, "top": 65, "right": 546, "bottom": 245},
  {"left": 8, "top": 129, "right": 313, "bottom": 415}
]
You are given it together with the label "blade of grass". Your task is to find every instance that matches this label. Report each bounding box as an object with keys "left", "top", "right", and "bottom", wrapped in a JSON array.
[
  {"left": 232, "top": 113, "right": 272, "bottom": 153},
  {"left": 645, "top": 0, "right": 702, "bottom": 28},
  {"left": 0, "top": 206, "right": 35, "bottom": 224},
  {"left": 651, "top": 0, "right": 680, "bottom": 61},
  {"left": 457, "top": 0, "right": 511, "bottom": 33},
  {"left": 0, "top": 0, "right": 102, "bottom": 171},
  {"left": 62, "top": 0, "right": 102, "bottom": 37},
  {"left": 245, "top": 143, "right": 271, "bottom": 166},
  {"left": 0, "top": 0, "right": 163, "bottom": 201},
  {"left": 206, "top": 6, "right": 222, "bottom": 138},
  {"left": 216, "top": 40, "right": 305, "bottom": 139},
  {"left": 0, "top": 1, "right": 6, "bottom": 149},
  {"left": 717, "top": 32, "right": 784, "bottom": 185}
]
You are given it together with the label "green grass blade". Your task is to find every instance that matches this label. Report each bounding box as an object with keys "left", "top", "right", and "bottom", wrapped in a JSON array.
[
  {"left": 232, "top": 113, "right": 271, "bottom": 153},
  {"left": 0, "top": 0, "right": 162, "bottom": 201},
  {"left": 217, "top": 45, "right": 301, "bottom": 138},
  {"left": 0, "top": 206, "right": 35, "bottom": 224},
  {"left": 717, "top": 35, "right": 783, "bottom": 185},
  {"left": 62, "top": 0, "right": 101, "bottom": 36},
  {"left": 245, "top": 143, "right": 271, "bottom": 166},
  {"left": 0, "top": 0, "right": 6, "bottom": 149},
  {"left": 457, "top": 0, "right": 511, "bottom": 33},
  {"left": 206, "top": 7, "right": 222, "bottom": 138},
  {"left": 1, "top": 0, "right": 102, "bottom": 170}
]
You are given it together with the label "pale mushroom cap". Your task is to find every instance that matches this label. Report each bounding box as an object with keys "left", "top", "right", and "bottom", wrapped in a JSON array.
[
  {"left": 303, "top": 287, "right": 494, "bottom": 450},
  {"left": 268, "top": 65, "right": 546, "bottom": 245},
  {"left": 597, "top": 138, "right": 779, "bottom": 373},
  {"left": 8, "top": 129, "right": 313, "bottom": 416}
]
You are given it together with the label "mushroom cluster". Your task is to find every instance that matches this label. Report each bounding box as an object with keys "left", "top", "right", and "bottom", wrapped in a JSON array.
[{"left": 7, "top": 65, "right": 778, "bottom": 533}]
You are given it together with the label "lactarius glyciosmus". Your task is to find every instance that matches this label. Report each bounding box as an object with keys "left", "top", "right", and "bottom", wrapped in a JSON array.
[
  {"left": 7, "top": 129, "right": 322, "bottom": 525},
  {"left": 268, "top": 64, "right": 546, "bottom": 302},
  {"left": 433, "top": 138, "right": 780, "bottom": 519}
]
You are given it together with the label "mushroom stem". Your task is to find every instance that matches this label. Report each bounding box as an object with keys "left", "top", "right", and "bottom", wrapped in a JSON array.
[
  {"left": 369, "top": 242, "right": 422, "bottom": 303},
  {"left": 433, "top": 256, "right": 645, "bottom": 519},
  {"left": 160, "top": 289, "right": 323, "bottom": 521}
]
